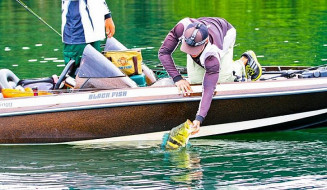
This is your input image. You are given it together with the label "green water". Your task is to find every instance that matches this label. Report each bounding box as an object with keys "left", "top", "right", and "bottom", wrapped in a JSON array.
[
  {"left": 1, "top": 129, "right": 327, "bottom": 189},
  {"left": 1, "top": 0, "right": 327, "bottom": 189},
  {"left": 1, "top": 0, "right": 327, "bottom": 78}
]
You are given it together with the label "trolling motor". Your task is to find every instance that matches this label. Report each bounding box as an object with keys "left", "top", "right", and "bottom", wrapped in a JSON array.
[{"left": 298, "top": 67, "right": 327, "bottom": 78}]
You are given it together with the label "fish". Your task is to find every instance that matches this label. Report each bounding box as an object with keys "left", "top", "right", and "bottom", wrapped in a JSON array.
[{"left": 161, "top": 119, "right": 194, "bottom": 150}]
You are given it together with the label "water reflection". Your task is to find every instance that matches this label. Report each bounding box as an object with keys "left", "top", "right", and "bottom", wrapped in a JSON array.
[
  {"left": 1, "top": 128, "right": 327, "bottom": 189},
  {"left": 163, "top": 149, "right": 203, "bottom": 188}
]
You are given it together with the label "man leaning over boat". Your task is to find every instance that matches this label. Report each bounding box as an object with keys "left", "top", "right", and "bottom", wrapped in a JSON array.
[
  {"left": 61, "top": 0, "right": 115, "bottom": 75},
  {"left": 158, "top": 17, "right": 262, "bottom": 134}
]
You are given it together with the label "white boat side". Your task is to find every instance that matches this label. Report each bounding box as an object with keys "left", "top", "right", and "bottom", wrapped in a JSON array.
[{"left": 1, "top": 78, "right": 327, "bottom": 111}]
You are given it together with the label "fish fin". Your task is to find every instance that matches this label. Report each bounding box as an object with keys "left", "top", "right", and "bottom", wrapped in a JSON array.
[
  {"left": 161, "top": 133, "right": 170, "bottom": 150},
  {"left": 186, "top": 141, "right": 192, "bottom": 148}
]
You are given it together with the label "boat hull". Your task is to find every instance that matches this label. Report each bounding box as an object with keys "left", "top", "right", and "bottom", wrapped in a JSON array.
[{"left": 1, "top": 78, "right": 327, "bottom": 144}]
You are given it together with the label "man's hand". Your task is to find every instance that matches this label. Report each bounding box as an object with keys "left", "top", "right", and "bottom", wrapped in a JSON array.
[
  {"left": 105, "top": 18, "right": 115, "bottom": 38},
  {"left": 191, "top": 120, "right": 200, "bottom": 135},
  {"left": 175, "top": 79, "right": 193, "bottom": 96}
]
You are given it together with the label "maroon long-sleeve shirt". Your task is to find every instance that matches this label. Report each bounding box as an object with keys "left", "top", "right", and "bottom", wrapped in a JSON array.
[{"left": 158, "top": 17, "right": 233, "bottom": 123}]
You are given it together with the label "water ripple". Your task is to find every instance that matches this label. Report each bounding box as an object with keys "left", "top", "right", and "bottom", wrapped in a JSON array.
[{"left": 0, "top": 128, "right": 327, "bottom": 189}]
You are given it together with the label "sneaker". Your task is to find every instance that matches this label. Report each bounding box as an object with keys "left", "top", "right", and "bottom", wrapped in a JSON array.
[{"left": 242, "top": 50, "right": 262, "bottom": 81}]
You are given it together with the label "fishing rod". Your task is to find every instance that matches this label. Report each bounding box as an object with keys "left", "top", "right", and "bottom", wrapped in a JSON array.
[
  {"left": 15, "top": 0, "right": 62, "bottom": 37},
  {"left": 260, "top": 64, "right": 327, "bottom": 81}
]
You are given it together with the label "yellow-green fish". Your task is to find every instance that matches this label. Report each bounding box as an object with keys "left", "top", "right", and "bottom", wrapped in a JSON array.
[{"left": 162, "top": 119, "right": 194, "bottom": 150}]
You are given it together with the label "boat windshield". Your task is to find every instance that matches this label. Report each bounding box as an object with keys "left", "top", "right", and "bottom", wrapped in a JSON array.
[
  {"left": 77, "top": 45, "right": 125, "bottom": 78},
  {"left": 104, "top": 37, "right": 128, "bottom": 51}
]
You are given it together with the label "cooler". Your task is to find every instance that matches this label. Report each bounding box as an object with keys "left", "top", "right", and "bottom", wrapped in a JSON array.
[{"left": 130, "top": 73, "right": 147, "bottom": 87}]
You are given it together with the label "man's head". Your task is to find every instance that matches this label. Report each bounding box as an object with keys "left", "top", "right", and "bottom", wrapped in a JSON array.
[{"left": 181, "top": 22, "right": 209, "bottom": 57}]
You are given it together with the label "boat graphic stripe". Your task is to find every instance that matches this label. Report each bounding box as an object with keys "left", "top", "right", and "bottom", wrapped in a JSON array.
[
  {"left": 1, "top": 108, "right": 327, "bottom": 146},
  {"left": 62, "top": 108, "right": 327, "bottom": 145}
]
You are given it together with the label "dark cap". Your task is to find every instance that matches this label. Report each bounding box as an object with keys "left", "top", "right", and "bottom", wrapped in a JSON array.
[{"left": 181, "top": 22, "right": 209, "bottom": 55}]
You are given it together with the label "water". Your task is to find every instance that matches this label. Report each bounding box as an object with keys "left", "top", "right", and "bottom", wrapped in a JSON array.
[
  {"left": 1, "top": 128, "right": 327, "bottom": 189},
  {"left": 1, "top": 0, "right": 327, "bottom": 78},
  {"left": 1, "top": 0, "right": 327, "bottom": 189}
]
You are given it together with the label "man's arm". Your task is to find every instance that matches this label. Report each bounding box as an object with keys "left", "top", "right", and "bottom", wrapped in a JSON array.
[
  {"left": 158, "top": 23, "right": 185, "bottom": 82},
  {"left": 105, "top": 18, "right": 115, "bottom": 38},
  {"left": 102, "top": 0, "right": 115, "bottom": 38},
  {"left": 102, "top": 0, "right": 111, "bottom": 17},
  {"left": 190, "top": 55, "right": 220, "bottom": 135},
  {"left": 191, "top": 55, "right": 219, "bottom": 134},
  {"left": 196, "top": 55, "right": 220, "bottom": 122}
]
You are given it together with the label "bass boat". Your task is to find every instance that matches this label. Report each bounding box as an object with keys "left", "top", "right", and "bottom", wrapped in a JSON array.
[{"left": 1, "top": 39, "right": 327, "bottom": 145}]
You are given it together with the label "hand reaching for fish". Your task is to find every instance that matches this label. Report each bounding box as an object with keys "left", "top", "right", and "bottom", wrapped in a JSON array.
[{"left": 191, "top": 120, "right": 200, "bottom": 135}]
